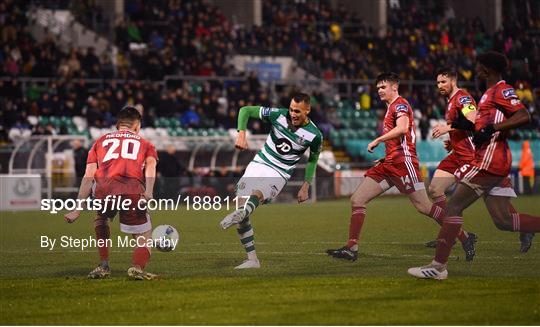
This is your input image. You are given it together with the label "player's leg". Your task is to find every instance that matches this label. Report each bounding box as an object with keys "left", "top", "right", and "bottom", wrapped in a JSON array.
[
  {"left": 87, "top": 215, "right": 111, "bottom": 279},
  {"left": 234, "top": 190, "right": 264, "bottom": 269},
  {"left": 326, "top": 176, "right": 386, "bottom": 261},
  {"left": 428, "top": 168, "right": 457, "bottom": 208},
  {"left": 484, "top": 194, "right": 540, "bottom": 233},
  {"left": 128, "top": 228, "right": 158, "bottom": 280},
  {"left": 408, "top": 187, "right": 477, "bottom": 261},
  {"left": 408, "top": 182, "right": 481, "bottom": 279},
  {"left": 489, "top": 180, "right": 535, "bottom": 252}
]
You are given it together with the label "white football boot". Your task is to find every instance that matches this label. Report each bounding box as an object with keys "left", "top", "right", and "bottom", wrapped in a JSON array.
[
  {"left": 220, "top": 209, "right": 247, "bottom": 229},
  {"left": 407, "top": 262, "right": 448, "bottom": 280},
  {"left": 234, "top": 259, "right": 261, "bottom": 269}
]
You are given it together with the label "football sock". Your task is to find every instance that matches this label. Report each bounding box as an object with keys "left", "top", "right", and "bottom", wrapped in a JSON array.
[
  {"left": 347, "top": 206, "right": 366, "bottom": 251},
  {"left": 432, "top": 194, "right": 446, "bottom": 208},
  {"left": 243, "top": 195, "right": 260, "bottom": 219},
  {"left": 132, "top": 246, "right": 150, "bottom": 269},
  {"left": 434, "top": 216, "right": 463, "bottom": 264},
  {"left": 429, "top": 203, "right": 468, "bottom": 243},
  {"left": 94, "top": 220, "right": 110, "bottom": 267},
  {"left": 512, "top": 213, "right": 540, "bottom": 233},
  {"left": 237, "top": 218, "right": 257, "bottom": 260}
]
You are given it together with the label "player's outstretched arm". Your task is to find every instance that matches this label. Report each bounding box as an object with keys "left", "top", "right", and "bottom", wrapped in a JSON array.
[
  {"left": 143, "top": 156, "right": 157, "bottom": 200},
  {"left": 368, "top": 116, "right": 409, "bottom": 152},
  {"left": 64, "top": 163, "right": 97, "bottom": 223},
  {"left": 236, "top": 106, "right": 262, "bottom": 150}
]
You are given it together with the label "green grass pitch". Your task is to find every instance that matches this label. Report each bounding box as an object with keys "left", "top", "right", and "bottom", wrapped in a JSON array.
[{"left": 1, "top": 196, "right": 539, "bottom": 324}]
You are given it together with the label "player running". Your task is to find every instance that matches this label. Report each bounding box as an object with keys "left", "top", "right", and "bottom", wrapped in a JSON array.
[
  {"left": 219, "top": 93, "right": 323, "bottom": 269},
  {"left": 408, "top": 52, "right": 540, "bottom": 280},
  {"left": 64, "top": 106, "right": 159, "bottom": 280},
  {"left": 426, "top": 67, "right": 533, "bottom": 252},
  {"left": 326, "top": 72, "right": 477, "bottom": 262}
]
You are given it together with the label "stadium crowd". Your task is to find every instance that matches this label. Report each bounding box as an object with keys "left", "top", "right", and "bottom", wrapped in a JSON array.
[{"left": 1, "top": 0, "right": 539, "bottom": 145}]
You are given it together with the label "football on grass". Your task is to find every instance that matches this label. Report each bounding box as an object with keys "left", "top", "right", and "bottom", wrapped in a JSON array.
[{"left": 152, "top": 225, "right": 179, "bottom": 252}]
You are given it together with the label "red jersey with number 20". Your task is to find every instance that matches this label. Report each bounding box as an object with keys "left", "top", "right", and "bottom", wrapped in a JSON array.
[
  {"left": 87, "top": 130, "right": 158, "bottom": 195},
  {"left": 383, "top": 96, "right": 418, "bottom": 164},
  {"left": 446, "top": 89, "right": 476, "bottom": 161},
  {"left": 473, "top": 80, "right": 526, "bottom": 176}
]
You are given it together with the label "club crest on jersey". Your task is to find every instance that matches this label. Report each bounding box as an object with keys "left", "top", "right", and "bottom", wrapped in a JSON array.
[
  {"left": 502, "top": 88, "right": 518, "bottom": 99},
  {"left": 458, "top": 96, "right": 472, "bottom": 105},
  {"left": 275, "top": 138, "right": 293, "bottom": 155},
  {"left": 395, "top": 104, "right": 408, "bottom": 113}
]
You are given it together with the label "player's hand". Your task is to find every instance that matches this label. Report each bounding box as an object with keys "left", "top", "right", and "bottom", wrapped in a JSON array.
[
  {"left": 373, "top": 157, "right": 385, "bottom": 165},
  {"left": 472, "top": 124, "right": 496, "bottom": 147},
  {"left": 235, "top": 131, "right": 248, "bottom": 150},
  {"left": 367, "top": 140, "right": 380, "bottom": 153},
  {"left": 444, "top": 140, "right": 453, "bottom": 153},
  {"left": 64, "top": 210, "right": 81, "bottom": 223},
  {"left": 142, "top": 191, "right": 153, "bottom": 200},
  {"left": 432, "top": 124, "right": 450, "bottom": 139},
  {"left": 297, "top": 183, "right": 310, "bottom": 203}
]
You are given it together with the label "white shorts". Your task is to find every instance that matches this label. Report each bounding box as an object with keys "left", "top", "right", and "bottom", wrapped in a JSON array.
[
  {"left": 488, "top": 186, "right": 517, "bottom": 198},
  {"left": 236, "top": 161, "right": 287, "bottom": 203}
]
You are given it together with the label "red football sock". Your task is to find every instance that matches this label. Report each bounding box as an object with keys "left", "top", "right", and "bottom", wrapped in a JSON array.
[
  {"left": 429, "top": 203, "right": 468, "bottom": 243},
  {"left": 429, "top": 204, "right": 444, "bottom": 223},
  {"left": 432, "top": 195, "right": 446, "bottom": 208},
  {"left": 132, "top": 247, "right": 150, "bottom": 269},
  {"left": 434, "top": 216, "right": 463, "bottom": 264},
  {"left": 346, "top": 206, "right": 366, "bottom": 249},
  {"left": 95, "top": 223, "right": 110, "bottom": 262},
  {"left": 513, "top": 213, "right": 540, "bottom": 233}
]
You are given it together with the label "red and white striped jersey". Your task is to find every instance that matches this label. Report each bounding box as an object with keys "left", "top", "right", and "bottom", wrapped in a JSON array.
[
  {"left": 446, "top": 89, "right": 476, "bottom": 161},
  {"left": 382, "top": 96, "right": 418, "bottom": 164},
  {"left": 472, "top": 80, "right": 526, "bottom": 176}
]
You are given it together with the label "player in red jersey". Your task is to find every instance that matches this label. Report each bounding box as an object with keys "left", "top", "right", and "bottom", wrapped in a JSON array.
[
  {"left": 327, "top": 72, "right": 476, "bottom": 262},
  {"left": 409, "top": 52, "right": 540, "bottom": 280},
  {"left": 427, "top": 67, "right": 531, "bottom": 252},
  {"left": 64, "top": 106, "right": 159, "bottom": 280}
]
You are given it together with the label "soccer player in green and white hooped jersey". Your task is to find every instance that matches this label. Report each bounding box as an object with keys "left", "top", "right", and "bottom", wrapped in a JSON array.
[{"left": 219, "top": 93, "right": 323, "bottom": 269}]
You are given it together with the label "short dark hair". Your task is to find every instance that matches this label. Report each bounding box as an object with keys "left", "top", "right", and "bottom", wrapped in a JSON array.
[
  {"left": 375, "top": 72, "right": 400, "bottom": 85},
  {"left": 436, "top": 66, "right": 458, "bottom": 79},
  {"left": 292, "top": 93, "right": 310, "bottom": 105},
  {"left": 476, "top": 51, "right": 508, "bottom": 74},
  {"left": 117, "top": 106, "right": 142, "bottom": 126}
]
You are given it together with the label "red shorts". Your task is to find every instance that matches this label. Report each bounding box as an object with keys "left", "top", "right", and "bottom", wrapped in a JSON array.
[
  {"left": 454, "top": 163, "right": 516, "bottom": 197},
  {"left": 437, "top": 152, "right": 473, "bottom": 175},
  {"left": 95, "top": 193, "right": 152, "bottom": 234},
  {"left": 365, "top": 160, "right": 425, "bottom": 195}
]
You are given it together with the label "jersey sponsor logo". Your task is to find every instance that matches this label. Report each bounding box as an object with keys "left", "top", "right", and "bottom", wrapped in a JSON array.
[
  {"left": 502, "top": 88, "right": 518, "bottom": 99},
  {"left": 395, "top": 104, "right": 409, "bottom": 113},
  {"left": 275, "top": 138, "right": 293, "bottom": 155},
  {"left": 510, "top": 98, "right": 521, "bottom": 106},
  {"left": 458, "top": 96, "right": 472, "bottom": 105}
]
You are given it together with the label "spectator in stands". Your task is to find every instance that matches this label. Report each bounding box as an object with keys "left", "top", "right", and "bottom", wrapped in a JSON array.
[
  {"left": 157, "top": 145, "right": 186, "bottom": 199},
  {"left": 71, "top": 139, "right": 87, "bottom": 179}
]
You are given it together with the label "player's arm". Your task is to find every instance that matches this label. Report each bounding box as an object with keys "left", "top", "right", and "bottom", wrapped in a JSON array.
[
  {"left": 433, "top": 104, "right": 477, "bottom": 138},
  {"left": 64, "top": 163, "right": 97, "bottom": 223},
  {"left": 143, "top": 156, "right": 157, "bottom": 200},
  {"left": 473, "top": 91, "right": 530, "bottom": 145},
  {"left": 298, "top": 152, "right": 320, "bottom": 203},
  {"left": 236, "top": 106, "right": 263, "bottom": 150},
  {"left": 367, "top": 116, "right": 408, "bottom": 152}
]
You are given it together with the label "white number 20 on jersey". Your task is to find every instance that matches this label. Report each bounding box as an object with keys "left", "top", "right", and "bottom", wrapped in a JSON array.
[{"left": 102, "top": 139, "right": 141, "bottom": 162}]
